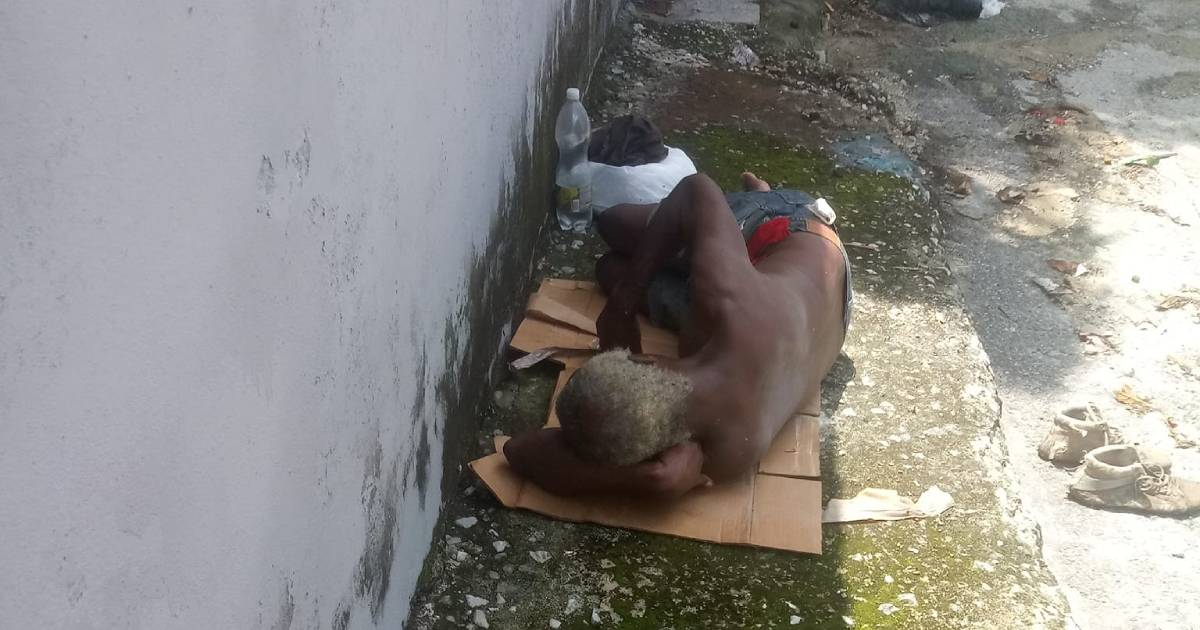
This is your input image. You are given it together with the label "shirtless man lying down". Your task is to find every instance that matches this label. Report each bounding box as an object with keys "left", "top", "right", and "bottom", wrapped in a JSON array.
[{"left": 504, "top": 172, "right": 852, "bottom": 499}]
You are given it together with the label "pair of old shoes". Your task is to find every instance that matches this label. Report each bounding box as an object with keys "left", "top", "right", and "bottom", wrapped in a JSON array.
[{"left": 1038, "top": 404, "right": 1200, "bottom": 517}]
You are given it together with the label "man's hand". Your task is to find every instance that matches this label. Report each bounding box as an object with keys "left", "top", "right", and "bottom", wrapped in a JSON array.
[
  {"left": 646, "top": 440, "right": 710, "bottom": 498},
  {"left": 503, "top": 429, "right": 710, "bottom": 499},
  {"left": 596, "top": 293, "right": 642, "bottom": 353}
]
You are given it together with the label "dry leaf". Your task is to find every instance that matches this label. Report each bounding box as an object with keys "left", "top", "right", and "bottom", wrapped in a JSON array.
[
  {"left": 1157, "top": 292, "right": 1200, "bottom": 311},
  {"left": 1114, "top": 384, "right": 1153, "bottom": 415}
]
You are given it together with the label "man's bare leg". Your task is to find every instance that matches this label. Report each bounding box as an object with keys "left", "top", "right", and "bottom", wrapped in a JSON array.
[{"left": 741, "top": 171, "right": 771, "bottom": 192}]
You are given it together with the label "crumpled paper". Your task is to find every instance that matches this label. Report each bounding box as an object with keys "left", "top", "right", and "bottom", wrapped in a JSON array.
[{"left": 822, "top": 486, "right": 954, "bottom": 524}]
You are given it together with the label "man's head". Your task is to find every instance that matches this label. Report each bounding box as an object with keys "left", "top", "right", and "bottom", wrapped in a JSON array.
[{"left": 555, "top": 350, "right": 693, "bottom": 467}]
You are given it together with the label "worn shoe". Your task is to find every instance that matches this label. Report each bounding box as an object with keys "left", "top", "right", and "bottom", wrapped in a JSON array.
[
  {"left": 1068, "top": 445, "right": 1200, "bottom": 517},
  {"left": 1038, "top": 404, "right": 1110, "bottom": 466}
]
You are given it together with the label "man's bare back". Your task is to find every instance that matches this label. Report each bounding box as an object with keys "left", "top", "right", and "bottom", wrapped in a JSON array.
[{"left": 505, "top": 172, "right": 849, "bottom": 498}]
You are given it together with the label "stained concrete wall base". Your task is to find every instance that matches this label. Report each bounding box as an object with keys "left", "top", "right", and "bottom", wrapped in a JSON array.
[{"left": 0, "top": 1, "right": 617, "bottom": 628}]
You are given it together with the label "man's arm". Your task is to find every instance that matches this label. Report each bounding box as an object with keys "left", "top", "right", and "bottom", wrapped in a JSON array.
[
  {"left": 503, "top": 428, "right": 709, "bottom": 499},
  {"left": 597, "top": 173, "right": 752, "bottom": 351}
]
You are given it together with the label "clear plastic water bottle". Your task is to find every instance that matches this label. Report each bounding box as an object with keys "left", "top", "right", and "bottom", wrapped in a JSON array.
[{"left": 554, "top": 87, "right": 593, "bottom": 232}]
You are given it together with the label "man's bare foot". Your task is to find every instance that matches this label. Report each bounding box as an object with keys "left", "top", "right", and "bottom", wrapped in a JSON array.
[{"left": 741, "top": 171, "right": 771, "bottom": 192}]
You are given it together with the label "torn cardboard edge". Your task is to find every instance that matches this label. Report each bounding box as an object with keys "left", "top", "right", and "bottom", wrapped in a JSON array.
[{"left": 471, "top": 437, "right": 822, "bottom": 554}]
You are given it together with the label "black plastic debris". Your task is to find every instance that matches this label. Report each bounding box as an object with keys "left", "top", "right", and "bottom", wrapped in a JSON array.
[{"left": 872, "top": 0, "right": 983, "bottom": 27}]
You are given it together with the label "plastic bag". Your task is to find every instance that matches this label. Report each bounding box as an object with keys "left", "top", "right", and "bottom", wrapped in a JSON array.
[{"left": 589, "top": 146, "right": 697, "bottom": 212}]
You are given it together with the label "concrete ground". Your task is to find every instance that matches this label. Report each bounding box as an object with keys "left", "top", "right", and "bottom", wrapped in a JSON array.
[
  {"left": 806, "top": 1, "right": 1200, "bottom": 628},
  {"left": 404, "top": 4, "right": 1081, "bottom": 628}
]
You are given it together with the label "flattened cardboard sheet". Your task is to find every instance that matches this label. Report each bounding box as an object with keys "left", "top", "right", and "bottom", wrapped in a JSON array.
[
  {"left": 510, "top": 279, "right": 676, "bottom": 366},
  {"left": 479, "top": 278, "right": 824, "bottom": 554},
  {"left": 471, "top": 438, "right": 822, "bottom": 554}
]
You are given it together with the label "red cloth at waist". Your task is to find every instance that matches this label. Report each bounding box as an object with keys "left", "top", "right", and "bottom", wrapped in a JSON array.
[{"left": 746, "top": 216, "right": 792, "bottom": 265}]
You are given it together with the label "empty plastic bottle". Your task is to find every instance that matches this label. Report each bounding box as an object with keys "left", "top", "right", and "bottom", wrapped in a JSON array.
[{"left": 554, "top": 87, "right": 593, "bottom": 232}]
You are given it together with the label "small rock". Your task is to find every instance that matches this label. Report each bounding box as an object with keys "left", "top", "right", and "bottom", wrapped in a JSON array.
[
  {"left": 879, "top": 603, "right": 899, "bottom": 615},
  {"left": 455, "top": 550, "right": 469, "bottom": 562},
  {"left": 591, "top": 608, "right": 602, "bottom": 624},
  {"left": 549, "top": 620, "right": 562, "bottom": 629},
  {"left": 529, "top": 550, "right": 552, "bottom": 564},
  {"left": 455, "top": 516, "right": 478, "bottom": 529},
  {"left": 466, "top": 595, "right": 489, "bottom": 608},
  {"left": 731, "top": 42, "right": 760, "bottom": 68},
  {"left": 973, "top": 560, "right": 996, "bottom": 572},
  {"left": 843, "top": 615, "right": 856, "bottom": 626},
  {"left": 497, "top": 595, "right": 506, "bottom": 606},
  {"left": 1132, "top": 275, "right": 1141, "bottom": 283},
  {"left": 560, "top": 266, "right": 576, "bottom": 274},
  {"left": 884, "top": 575, "right": 894, "bottom": 584},
  {"left": 493, "top": 541, "right": 510, "bottom": 553},
  {"left": 473, "top": 609, "right": 489, "bottom": 628},
  {"left": 599, "top": 559, "right": 616, "bottom": 569},
  {"left": 790, "top": 615, "right": 802, "bottom": 625},
  {"left": 564, "top": 596, "right": 581, "bottom": 615},
  {"left": 898, "top": 593, "right": 918, "bottom": 607}
]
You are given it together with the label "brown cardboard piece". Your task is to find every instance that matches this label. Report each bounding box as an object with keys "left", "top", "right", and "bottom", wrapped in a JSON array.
[{"left": 473, "top": 279, "right": 824, "bottom": 554}]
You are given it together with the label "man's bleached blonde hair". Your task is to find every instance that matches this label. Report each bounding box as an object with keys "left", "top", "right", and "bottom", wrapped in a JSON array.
[{"left": 555, "top": 350, "right": 693, "bottom": 466}]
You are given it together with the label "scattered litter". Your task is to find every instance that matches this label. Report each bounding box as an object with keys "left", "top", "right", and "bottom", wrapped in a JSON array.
[
  {"left": 980, "top": 0, "right": 1005, "bottom": 18},
  {"left": 790, "top": 615, "right": 802, "bottom": 624},
  {"left": 1047, "top": 259, "right": 1088, "bottom": 277},
  {"left": 473, "top": 609, "right": 490, "bottom": 628},
  {"left": 530, "top": 550, "right": 552, "bottom": 564},
  {"left": 879, "top": 603, "right": 899, "bottom": 615},
  {"left": 845, "top": 241, "right": 881, "bottom": 251},
  {"left": 731, "top": 42, "right": 760, "bottom": 68},
  {"left": 1032, "top": 276, "right": 1074, "bottom": 297},
  {"left": 591, "top": 608, "right": 602, "bottom": 624},
  {"left": 1114, "top": 384, "right": 1153, "bottom": 415},
  {"left": 843, "top": 615, "right": 856, "bottom": 626},
  {"left": 492, "top": 541, "right": 509, "bottom": 553},
  {"left": 898, "top": 593, "right": 918, "bottom": 606},
  {"left": 973, "top": 560, "right": 996, "bottom": 572},
  {"left": 822, "top": 486, "right": 954, "bottom": 523},
  {"left": 1078, "top": 332, "right": 1117, "bottom": 355},
  {"left": 884, "top": 575, "right": 894, "bottom": 584},
  {"left": 549, "top": 620, "right": 562, "bottom": 629},
  {"left": 466, "top": 595, "right": 489, "bottom": 608},
  {"left": 996, "top": 185, "right": 1025, "bottom": 204},
  {"left": 831, "top": 135, "right": 923, "bottom": 182},
  {"left": 1124, "top": 152, "right": 1176, "bottom": 168},
  {"left": 1022, "top": 70, "right": 1056, "bottom": 86},
  {"left": 599, "top": 559, "right": 616, "bottom": 569},
  {"left": 455, "top": 516, "right": 478, "bottom": 529}
]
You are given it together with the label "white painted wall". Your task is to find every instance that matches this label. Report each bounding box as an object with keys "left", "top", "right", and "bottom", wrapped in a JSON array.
[{"left": 0, "top": 1, "right": 607, "bottom": 628}]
